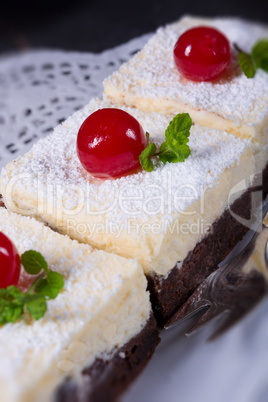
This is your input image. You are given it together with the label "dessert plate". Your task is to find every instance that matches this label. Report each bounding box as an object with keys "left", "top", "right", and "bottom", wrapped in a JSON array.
[{"left": 0, "top": 35, "right": 268, "bottom": 402}]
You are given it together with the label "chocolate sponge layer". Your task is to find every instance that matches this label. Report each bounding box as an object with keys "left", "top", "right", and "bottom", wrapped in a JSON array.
[
  {"left": 148, "top": 163, "right": 268, "bottom": 326},
  {"left": 56, "top": 313, "right": 159, "bottom": 402}
]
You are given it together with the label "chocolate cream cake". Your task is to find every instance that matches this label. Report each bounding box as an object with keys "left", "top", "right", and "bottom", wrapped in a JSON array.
[
  {"left": 0, "top": 207, "right": 159, "bottom": 401},
  {"left": 0, "top": 15, "right": 267, "bottom": 334}
]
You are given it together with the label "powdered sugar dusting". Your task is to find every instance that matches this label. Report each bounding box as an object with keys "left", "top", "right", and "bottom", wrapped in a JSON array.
[
  {"left": 1, "top": 98, "right": 250, "bottom": 225},
  {"left": 103, "top": 16, "right": 268, "bottom": 126}
]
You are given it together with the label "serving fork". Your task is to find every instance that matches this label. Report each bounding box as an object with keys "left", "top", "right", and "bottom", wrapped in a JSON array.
[{"left": 165, "top": 207, "right": 268, "bottom": 340}]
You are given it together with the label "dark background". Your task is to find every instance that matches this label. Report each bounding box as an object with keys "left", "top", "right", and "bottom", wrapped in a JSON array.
[{"left": 0, "top": 0, "right": 268, "bottom": 54}]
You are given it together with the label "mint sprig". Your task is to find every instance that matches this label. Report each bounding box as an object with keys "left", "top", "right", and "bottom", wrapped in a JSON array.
[
  {"left": 139, "top": 113, "right": 192, "bottom": 172},
  {"left": 0, "top": 251, "right": 64, "bottom": 325},
  {"left": 235, "top": 39, "right": 268, "bottom": 78}
]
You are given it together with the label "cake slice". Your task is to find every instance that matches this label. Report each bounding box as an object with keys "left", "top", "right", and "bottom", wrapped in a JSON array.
[
  {"left": 0, "top": 207, "right": 158, "bottom": 402},
  {"left": 1, "top": 97, "right": 265, "bottom": 325},
  {"left": 103, "top": 16, "right": 268, "bottom": 151}
]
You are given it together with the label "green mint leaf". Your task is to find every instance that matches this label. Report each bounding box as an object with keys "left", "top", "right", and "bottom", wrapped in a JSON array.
[
  {"left": 6, "top": 286, "right": 24, "bottom": 301},
  {"left": 238, "top": 51, "right": 256, "bottom": 78},
  {"left": 164, "top": 114, "right": 192, "bottom": 162},
  {"left": 160, "top": 143, "right": 191, "bottom": 163},
  {"left": 0, "top": 289, "right": 7, "bottom": 297},
  {"left": 165, "top": 113, "right": 192, "bottom": 143},
  {"left": 25, "top": 294, "right": 47, "bottom": 320},
  {"left": 145, "top": 132, "right": 150, "bottom": 145},
  {"left": 0, "top": 286, "right": 24, "bottom": 324},
  {"left": 0, "top": 286, "right": 24, "bottom": 303},
  {"left": 139, "top": 142, "right": 157, "bottom": 172},
  {"left": 0, "top": 288, "right": 11, "bottom": 302},
  {"left": 47, "top": 271, "right": 64, "bottom": 291},
  {"left": 158, "top": 142, "right": 181, "bottom": 164},
  {"left": 4, "top": 302, "right": 24, "bottom": 323},
  {"left": 35, "top": 271, "right": 64, "bottom": 299},
  {"left": 21, "top": 250, "right": 48, "bottom": 275},
  {"left": 252, "top": 39, "right": 268, "bottom": 72},
  {"left": 0, "top": 298, "right": 24, "bottom": 324},
  {"left": 174, "top": 142, "right": 191, "bottom": 161},
  {"left": 0, "top": 299, "right": 11, "bottom": 324}
]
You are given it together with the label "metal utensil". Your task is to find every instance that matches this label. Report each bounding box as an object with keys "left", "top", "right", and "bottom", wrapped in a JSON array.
[{"left": 165, "top": 209, "right": 268, "bottom": 341}]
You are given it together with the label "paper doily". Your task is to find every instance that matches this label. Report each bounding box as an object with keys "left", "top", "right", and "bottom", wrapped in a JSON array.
[{"left": 0, "top": 33, "right": 152, "bottom": 168}]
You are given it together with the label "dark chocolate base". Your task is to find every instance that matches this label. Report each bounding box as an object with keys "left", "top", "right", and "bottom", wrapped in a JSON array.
[
  {"left": 148, "top": 164, "right": 268, "bottom": 326},
  {"left": 56, "top": 313, "right": 159, "bottom": 402}
]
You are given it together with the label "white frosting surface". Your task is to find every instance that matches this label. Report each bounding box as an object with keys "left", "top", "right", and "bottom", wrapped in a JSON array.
[{"left": 0, "top": 208, "right": 150, "bottom": 402}]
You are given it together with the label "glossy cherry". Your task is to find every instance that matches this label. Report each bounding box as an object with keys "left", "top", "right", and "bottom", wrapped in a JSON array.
[
  {"left": 173, "top": 26, "right": 231, "bottom": 82},
  {"left": 0, "top": 232, "right": 21, "bottom": 288},
  {"left": 77, "top": 108, "right": 147, "bottom": 178}
]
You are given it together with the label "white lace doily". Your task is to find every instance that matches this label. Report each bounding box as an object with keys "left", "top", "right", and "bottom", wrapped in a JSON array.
[{"left": 0, "top": 33, "right": 152, "bottom": 168}]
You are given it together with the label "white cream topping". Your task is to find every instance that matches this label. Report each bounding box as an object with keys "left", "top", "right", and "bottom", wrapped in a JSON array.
[
  {"left": 103, "top": 16, "right": 268, "bottom": 138},
  {"left": 0, "top": 98, "right": 257, "bottom": 275},
  {"left": 0, "top": 208, "right": 150, "bottom": 402}
]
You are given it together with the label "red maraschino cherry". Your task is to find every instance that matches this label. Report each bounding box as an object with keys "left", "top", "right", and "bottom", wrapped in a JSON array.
[
  {"left": 77, "top": 108, "right": 147, "bottom": 179},
  {"left": 173, "top": 26, "right": 231, "bottom": 82},
  {"left": 0, "top": 232, "right": 21, "bottom": 288}
]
